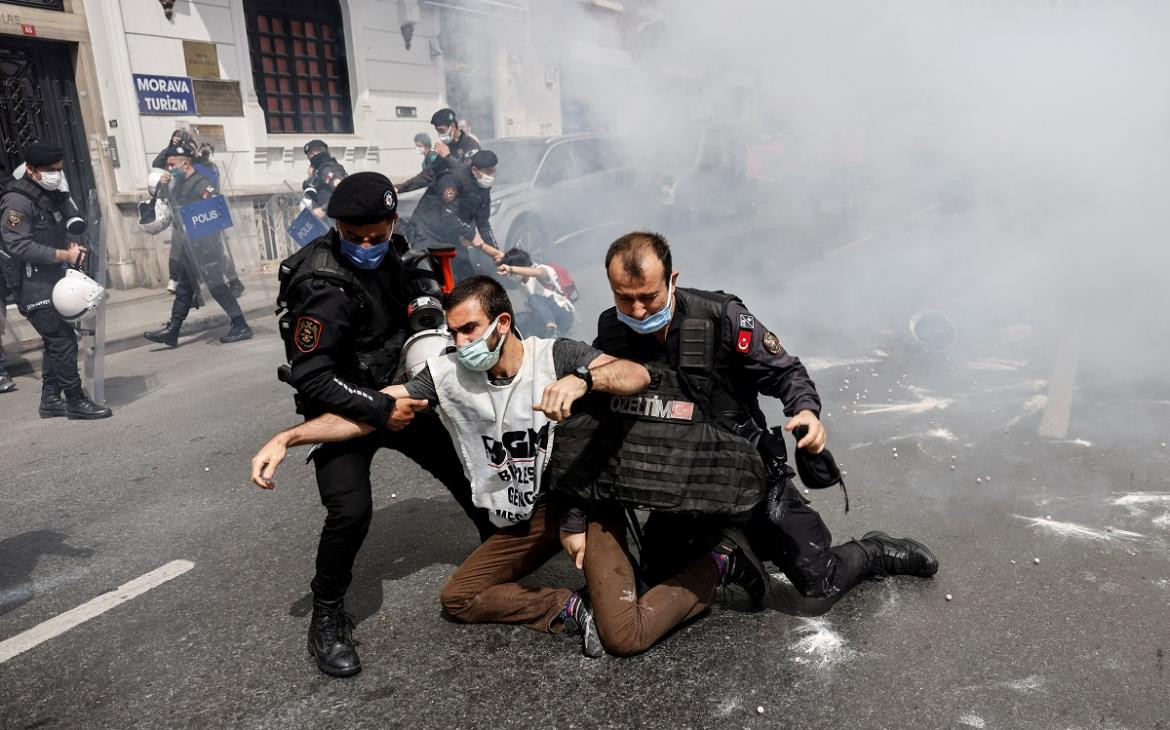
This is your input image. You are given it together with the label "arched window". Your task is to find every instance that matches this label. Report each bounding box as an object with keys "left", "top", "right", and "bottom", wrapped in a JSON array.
[{"left": 243, "top": 0, "right": 353, "bottom": 134}]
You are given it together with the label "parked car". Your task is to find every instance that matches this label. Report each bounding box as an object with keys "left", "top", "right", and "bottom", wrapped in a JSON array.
[{"left": 396, "top": 134, "right": 636, "bottom": 258}]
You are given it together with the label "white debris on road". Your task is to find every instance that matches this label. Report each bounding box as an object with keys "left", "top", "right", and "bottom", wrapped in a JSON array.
[
  {"left": 958, "top": 714, "right": 986, "bottom": 729},
  {"left": 789, "top": 617, "right": 855, "bottom": 668},
  {"left": 1013, "top": 515, "right": 1145, "bottom": 543}
]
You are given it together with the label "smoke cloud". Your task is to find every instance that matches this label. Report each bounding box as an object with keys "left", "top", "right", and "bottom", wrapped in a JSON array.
[{"left": 523, "top": 0, "right": 1170, "bottom": 381}]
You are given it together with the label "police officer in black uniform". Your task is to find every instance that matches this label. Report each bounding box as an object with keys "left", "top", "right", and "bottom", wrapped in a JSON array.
[
  {"left": 302, "top": 140, "right": 348, "bottom": 219},
  {"left": 410, "top": 149, "right": 498, "bottom": 283},
  {"left": 592, "top": 232, "right": 938, "bottom": 601},
  {"left": 396, "top": 108, "right": 481, "bottom": 193},
  {"left": 143, "top": 144, "right": 252, "bottom": 347},
  {"left": 275, "top": 171, "right": 494, "bottom": 678},
  {"left": 0, "top": 143, "right": 110, "bottom": 418}
]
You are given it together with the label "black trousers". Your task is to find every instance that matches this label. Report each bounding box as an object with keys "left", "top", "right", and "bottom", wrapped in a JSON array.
[
  {"left": 20, "top": 281, "right": 80, "bottom": 397},
  {"left": 309, "top": 412, "right": 496, "bottom": 602},
  {"left": 639, "top": 476, "right": 870, "bottom": 601},
  {"left": 745, "top": 476, "right": 870, "bottom": 599},
  {"left": 170, "top": 260, "right": 243, "bottom": 324}
]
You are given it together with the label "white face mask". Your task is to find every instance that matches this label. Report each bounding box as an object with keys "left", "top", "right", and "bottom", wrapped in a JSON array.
[
  {"left": 417, "top": 146, "right": 427, "bottom": 156},
  {"left": 475, "top": 173, "right": 494, "bottom": 189},
  {"left": 34, "top": 170, "right": 64, "bottom": 192},
  {"left": 438, "top": 132, "right": 453, "bottom": 145}
]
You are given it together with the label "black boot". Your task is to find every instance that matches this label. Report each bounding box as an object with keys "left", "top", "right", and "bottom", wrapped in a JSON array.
[
  {"left": 220, "top": 317, "right": 253, "bottom": 344},
  {"left": 144, "top": 319, "right": 181, "bottom": 348},
  {"left": 64, "top": 389, "right": 112, "bottom": 420},
  {"left": 0, "top": 368, "right": 15, "bottom": 394},
  {"left": 308, "top": 598, "right": 361, "bottom": 677},
  {"left": 39, "top": 391, "right": 66, "bottom": 418},
  {"left": 712, "top": 527, "right": 771, "bottom": 603},
  {"left": 859, "top": 531, "right": 939, "bottom": 579}
]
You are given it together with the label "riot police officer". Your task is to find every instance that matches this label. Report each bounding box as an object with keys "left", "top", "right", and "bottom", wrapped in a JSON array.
[
  {"left": 587, "top": 232, "right": 938, "bottom": 601},
  {"left": 275, "top": 172, "right": 494, "bottom": 678},
  {"left": 143, "top": 144, "right": 252, "bottom": 347},
  {"left": 396, "top": 108, "right": 481, "bottom": 193},
  {"left": 410, "top": 149, "right": 498, "bottom": 282},
  {"left": 302, "top": 140, "right": 348, "bottom": 219},
  {"left": 0, "top": 143, "right": 110, "bottom": 418}
]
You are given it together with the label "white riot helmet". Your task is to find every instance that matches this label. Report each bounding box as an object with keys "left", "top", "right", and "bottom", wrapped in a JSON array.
[
  {"left": 53, "top": 269, "right": 105, "bottom": 320},
  {"left": 138, "top": 198, "right": 173, "bottom": 235},
  {"left": 146, "top": 169, "right": 167, "bottom": 196}
]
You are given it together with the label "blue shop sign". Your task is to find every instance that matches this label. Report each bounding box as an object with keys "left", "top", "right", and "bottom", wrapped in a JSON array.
[
  {"left": 288, "top": 207, "right": 330, "bottom": 247},
  {"left": 134, "top": 74, "right": 196, "bottom": 116},
  {"left": 178, "top": 195, "right": 234, "bottom": 239}
]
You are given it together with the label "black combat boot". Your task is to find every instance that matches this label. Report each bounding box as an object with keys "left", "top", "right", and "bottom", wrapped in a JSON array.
[
  {"left": 0, "top": 368, "right": 15, "bottom": 394},
  {"left": 39, "top": 391, "right": 66, "bottom": 418},
  {"left": 144, "top": 319, "right": 181, "bottom": 348},
  {"left": 220, "top": 317, "right": 253, "bottom": 344},
  {"left": 858, "top": 531, "right": 939, "bottom": 579},
  {"left": 308, "top": 598, "right": 361, "bottom": 677},
  {"left": 712, "top": 527, "right": 770, "bottom": 603},
  {"left": 64, "top": 389, "right": 112, "bottom": 420}
]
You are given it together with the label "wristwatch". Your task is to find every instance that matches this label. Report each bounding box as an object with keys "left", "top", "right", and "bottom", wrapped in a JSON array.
[{"left": 571, "top": 365, "right": 593, "bottom": 393}]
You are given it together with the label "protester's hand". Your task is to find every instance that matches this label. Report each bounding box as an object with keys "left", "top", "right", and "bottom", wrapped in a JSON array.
[
  {"left": 312, "top": 207, "right": 327, "bottom": 220},
  {"left": 387, "top": 397, "right": 430, "bottom": 430},
  {"left": 561, "top": 531, "right": 586, "bottom": 570},
  {"left": 470, "top": 234, "right": 486, "bottom": 249},
  {"left": 785, "top": 409, "right": 827, "bottom": 453},
  {"left": 535, "top": 376, "right": 587, "bottom": 422},
  {"left": 434, "top": 141, "right": 450, "bottom": 158},
  {"left": 497, "top": 264, "right": 511, "bottom": 276},
  {"left": 250, "top": 435, "right": 289, "bottom": 489}
]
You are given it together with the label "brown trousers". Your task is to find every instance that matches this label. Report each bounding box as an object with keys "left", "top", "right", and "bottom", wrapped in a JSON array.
[
  {"left": 440, "top": 503, "right": 571, "bottom": 632},
  {"left": 585, "top": 507, "right": 718, "bottom": 657}
]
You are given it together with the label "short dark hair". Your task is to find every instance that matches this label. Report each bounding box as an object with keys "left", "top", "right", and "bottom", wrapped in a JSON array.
[
  {"left": 445, "top": 275, "right": 513, "bottom": 321},
  {"left": 501, "top": 247, "right": 533, "bottom": 267},
  {"left": 605, "top": 231, "right": 672, "bottom": 283}
]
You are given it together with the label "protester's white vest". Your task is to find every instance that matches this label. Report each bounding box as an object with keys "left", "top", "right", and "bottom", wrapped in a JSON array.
[{"left": 429, "top": 337, "right": 558, "bottom": 527}]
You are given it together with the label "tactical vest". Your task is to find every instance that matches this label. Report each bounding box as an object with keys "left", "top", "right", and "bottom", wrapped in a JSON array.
[
  {"left": 4, "top": 177, "right": 68, "bottom": 252},
  {"left": 546, "top": 288, "right": 768, "bottom": 515},
  {"left": 275, "top": 233, "right": 409, "bottom": 392}
]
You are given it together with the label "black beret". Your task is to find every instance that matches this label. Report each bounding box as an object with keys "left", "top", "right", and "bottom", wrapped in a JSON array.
[
  {"left": 162, "top": 144, "right": 195, "bottom": 160},
  {"left": 303, "top": 139, "right": 328, "bottom": 155},
  {"left": 430, "top": 108, "right": 457, "bottom": 127},
  {"left": 23, "top": 142, "right": 64, "bottom": 167},
  {"left": 470, "top": 150, "right": 498, "bottom": 168},
  {"left": 326, "top": 171, "right": 398, "bottom": 222}
]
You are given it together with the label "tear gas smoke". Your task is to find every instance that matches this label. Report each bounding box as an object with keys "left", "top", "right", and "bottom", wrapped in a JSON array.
[{"left": 517, "top": 1, "right": 1170, "bottom": 384}]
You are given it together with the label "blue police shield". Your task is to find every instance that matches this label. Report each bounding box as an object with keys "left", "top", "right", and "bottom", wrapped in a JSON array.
[
  {"left": 178, "top": 195, "right": 234, "bottom": 239},
  {"left": 288, "top": 207, "right": 330, "bottom": 247}
]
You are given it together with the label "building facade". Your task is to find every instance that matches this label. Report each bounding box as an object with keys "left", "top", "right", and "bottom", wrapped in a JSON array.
[{"left": 1, "top": 0, "right": 629, "bottom": 290}]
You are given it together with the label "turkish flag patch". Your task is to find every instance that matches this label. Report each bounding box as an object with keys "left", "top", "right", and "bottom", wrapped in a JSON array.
[
  {"left": 670, "top": 400, "right": 694, "bottom": 421},
  {"left": 736, "top": 328, "right": 753, "bottom": 353},
  {"left": 295, "top": 316, "right": 323, "bottom": 353}
]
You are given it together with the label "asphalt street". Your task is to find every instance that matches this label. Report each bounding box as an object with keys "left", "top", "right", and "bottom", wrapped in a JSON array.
[{"left": 1, "top": 219, "right": 1168, "bottom": 730}]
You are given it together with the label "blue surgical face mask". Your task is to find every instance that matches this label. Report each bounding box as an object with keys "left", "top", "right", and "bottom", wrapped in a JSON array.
[
  {"left": 616, "top": 282, "right": 674, "bottom": 335},
  {"left": 168, "top": 166, "right": 187, "bottom": 184},
  {"left": 340, "top": 239, "right": 390, "bottom": 270},
  {"left": 456, "top": 315, "right": 506, "bottom": 371}
]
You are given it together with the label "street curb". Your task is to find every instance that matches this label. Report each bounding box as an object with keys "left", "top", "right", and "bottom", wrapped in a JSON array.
[{"left": 1, "top": 302, "right": 275, "bottom": 379}]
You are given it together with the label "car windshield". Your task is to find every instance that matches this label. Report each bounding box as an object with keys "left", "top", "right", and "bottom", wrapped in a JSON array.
[{"left": 477, "top": 139, "right": 548, "bottom": 188}]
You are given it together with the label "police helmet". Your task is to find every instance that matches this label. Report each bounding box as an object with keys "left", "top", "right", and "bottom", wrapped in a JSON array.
[
  {"left": 146, "top": 169, "right": 167, "bottom": 197},
  {"left": 138, "top": 198, "right": 173, "bottom": 235},
  {"left": 53, "top": 269, "right": 105, "bottom": 320}
]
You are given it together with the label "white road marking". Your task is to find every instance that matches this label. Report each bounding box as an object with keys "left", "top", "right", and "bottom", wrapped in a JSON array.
[
  {"left": 0, "top": 560, "right": 194, "bottom": 664},
  {"left": 1038, "top": 329, "right": 1080, "bottom": 439}
]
